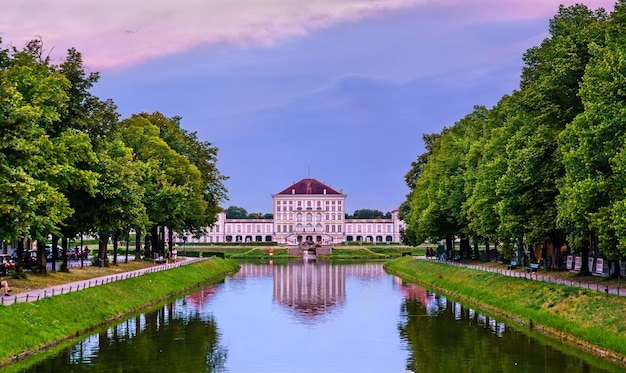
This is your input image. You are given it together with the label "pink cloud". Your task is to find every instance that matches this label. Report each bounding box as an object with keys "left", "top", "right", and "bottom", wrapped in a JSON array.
[{"left": 0, "top": 0, "right": 616, "bottom": 70}]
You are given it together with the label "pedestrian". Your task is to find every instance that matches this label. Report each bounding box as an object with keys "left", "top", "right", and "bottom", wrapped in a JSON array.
[
  {"left": 172, "top": 248, "right": 177, "bottom": 263},
  {"left": 2, "top": 280, "right": 12, "bottom": 296}
]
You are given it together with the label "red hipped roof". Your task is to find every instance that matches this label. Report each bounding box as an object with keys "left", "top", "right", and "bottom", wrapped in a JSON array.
[{"left": 277, "top": 178, "right": 342, "bottom": 195}]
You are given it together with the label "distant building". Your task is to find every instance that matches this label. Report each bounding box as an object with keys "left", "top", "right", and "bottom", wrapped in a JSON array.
[{"left": 180, "top": 178, "right": 406, "bottom": 245}]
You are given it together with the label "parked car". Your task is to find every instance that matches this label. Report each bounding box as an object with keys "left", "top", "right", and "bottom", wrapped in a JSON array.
[
  {"left": 44, "top": 244, "right": 62, "bottom": 261},
  {"left": 69, "top": 246, "right": 89, "bottom": 260},
  {"left": 11, "top": 249, "right": 32, "bottom": 262},
  {"left": 10, "top": 249, "right": 37, "bottom": 270},
  {"left": 0, "top": 254, "right": 15, "bottom": 275}
]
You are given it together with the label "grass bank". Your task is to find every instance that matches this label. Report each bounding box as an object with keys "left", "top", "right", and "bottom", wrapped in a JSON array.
[
  {"left": 385, "top": 257, "right": 626, "bottom": 366},
  {"left": 181, "top": 245, "right": 419, "bottom": 260},
  {"left": 320, "top": 246, "right": 417, "bottom": 260},
  {"left": 0, "top": 257, "right": 239, "bottom": 367}
]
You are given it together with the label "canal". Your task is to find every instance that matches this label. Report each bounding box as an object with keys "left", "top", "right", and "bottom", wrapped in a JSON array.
[{"left": 15, "top": 260, "right": 623, "bottom": 372}]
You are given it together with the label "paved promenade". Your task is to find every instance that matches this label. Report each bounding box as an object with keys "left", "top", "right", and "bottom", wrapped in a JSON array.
[
  {"left": 1, "top": 257, "right": 203, "bottom": 306},
  {"left": 420, "top": 257, "right": 626, "bottom": 297}
]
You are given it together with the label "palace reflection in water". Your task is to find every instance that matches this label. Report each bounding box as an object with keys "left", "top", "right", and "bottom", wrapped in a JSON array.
[{"left": 236, "top": 261, "right": 387, "bottom": 321}]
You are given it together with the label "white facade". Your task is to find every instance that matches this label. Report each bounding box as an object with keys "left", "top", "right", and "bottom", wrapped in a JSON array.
[{"left": 180, "top": 178, "right": 406, "bottom": 245}]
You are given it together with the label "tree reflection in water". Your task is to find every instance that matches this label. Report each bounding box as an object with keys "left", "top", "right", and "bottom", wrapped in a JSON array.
[
  {"left": 27, "top": 288, "right": 227, "bottom": 373},
  {"left": 396, "top": 280, "right": 618, "bottom": 373}
]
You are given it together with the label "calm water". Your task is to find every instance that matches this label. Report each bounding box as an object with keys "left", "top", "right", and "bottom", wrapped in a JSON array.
[{"left": 13, "top": 260, "right": 624, "bottom": 372}]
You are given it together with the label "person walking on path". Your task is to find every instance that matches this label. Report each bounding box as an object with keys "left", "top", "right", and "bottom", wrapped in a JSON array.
[{"left": 1, "top": 280, "right": 12, "bottom": 296}]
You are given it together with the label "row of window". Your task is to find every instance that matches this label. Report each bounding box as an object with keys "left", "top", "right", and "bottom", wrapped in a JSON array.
[
  {"left": 218, "top": 222, "right": 398, "bottom": 234},
  {"left": 275, "top": 213, "right": 344, "bottom": 221},
  {"left": 276, "top": 206, "right": 342, "bottom": 212},
  {"left": 275, "top": 199, "right": 343, "bottom": 212},
  {"left": 275, "top": 200, "right": 342, "bottom": 206},
  {"left": 182, "top": 234, "right": 396, "bottom": 243},
  {"left": 274, "top": 224, "right": 343, "bottom": 233}
]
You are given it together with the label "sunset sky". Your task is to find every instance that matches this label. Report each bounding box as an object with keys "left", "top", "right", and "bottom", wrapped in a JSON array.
[{"left": 1, "top": 0, "right": 617, "bottom": 214}]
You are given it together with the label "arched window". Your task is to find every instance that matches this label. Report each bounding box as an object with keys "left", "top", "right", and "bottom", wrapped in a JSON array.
[{"left": 306, "top": 213, "right": 312, "bottom": 222}]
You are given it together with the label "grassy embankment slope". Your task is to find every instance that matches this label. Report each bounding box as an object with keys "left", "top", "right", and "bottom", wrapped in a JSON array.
[
  {"left": 385, "top": 257, "right": 626, "bottom": 365},
  {"left": 0, "top": 257, "right": 239, "bottom": 366}
]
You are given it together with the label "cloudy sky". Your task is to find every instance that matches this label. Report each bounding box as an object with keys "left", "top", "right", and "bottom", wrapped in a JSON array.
[{"left": 1, "top": 0, "right": 616, "bottom": 214}]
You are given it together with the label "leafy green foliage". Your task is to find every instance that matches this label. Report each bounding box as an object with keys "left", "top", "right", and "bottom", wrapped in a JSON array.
[
  {"left": 0, "top": 39, "right": 226, "bottom": 262},
  {"left": 403, "top": 3, "right": 626, "bottom": 263}
]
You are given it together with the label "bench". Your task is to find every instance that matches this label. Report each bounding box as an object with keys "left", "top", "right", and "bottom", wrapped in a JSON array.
[
  {"left": 506, "top": 261, "right": 517, "bottom": 270},
  {"left": 527, "top": 263, "right": 539, "bottom": 272}
]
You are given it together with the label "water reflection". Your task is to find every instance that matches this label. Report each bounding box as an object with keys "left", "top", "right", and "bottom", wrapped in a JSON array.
[
  {"left": 236, "top": 261, "right": 386, "bottom": 323},
  {"left": 272, "top": 261, "right": 345, "bottom": 320},
  {"left": 394, "top": 279, "right": 618, "bottom": 373},
  {"left": 25, "top": 288, "right": 228, "bottom": 372},
  {"left": 13, "top": 261, "right": 625, "bottom": 373}
]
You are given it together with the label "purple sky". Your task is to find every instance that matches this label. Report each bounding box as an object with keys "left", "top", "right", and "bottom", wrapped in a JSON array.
[{"left": 1, "top": 0, "right": 616, "bottom": 214}]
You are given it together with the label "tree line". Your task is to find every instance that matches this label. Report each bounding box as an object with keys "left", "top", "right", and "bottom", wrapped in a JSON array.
[
  {"left": 0, "top": 39, "right": 227, "bottom": 276},
  {"left": 224, "top": 206, "right": 392, "bottom": 220},
  {"left": 401, "top": 2, "right": 626, "bottom": 273}
]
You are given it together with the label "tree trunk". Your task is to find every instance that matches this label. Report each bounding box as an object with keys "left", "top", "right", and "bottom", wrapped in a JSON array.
[
  {"left": 580, "top": 236, "right": 591, "bottom": 275},
  {"left": 150, "top": 225, "right": 161, "bottom": 259},
  {"left": 125, "top": 232, "right": 130, "bottom": 263},
  {"left": 135, "top": 229, "right": 142, "bottom": 261},
  {"left": 15, "top": 239, "right": 25, "bottom": 274},
  {"left": 458, "top": 233, "right": 469, "bottom": 259},
  {"left": 51, "top": 233, "right": 60, "bottom": 272},
  {"left": 168, "top": 229, "right": 174, "bottom": 253},
  {"left": 550, "top": 235, "right": 565, "bottom": 271},
  {"left": 445, "top": 235, "right": 454, "bottom": 260},
  {"left": 113, "top": 231, "right": 119, "bottom": 266},
  {"left": 98, "top": 234, "right": 110, "bottom": 269},
  {"left": 517, "top": 237, "right": 524, "bottom": 268},
  {"left": 473, "top": 239, "right": 479, "bottom": 260},
  {"left": 144, "top": 233, "right": 152, "bottom": 260},
  {"left": 36, "top": 240, "right": 47, "bottom": 275},
  {"left": 485, "top": 241, "right": 491, "bottom": 262},
  {"left": 160, "top": 226, "right": 166, "bottom": 257},
  {"left": 61, "top": 236, "right": 69, "bottom": 272}
]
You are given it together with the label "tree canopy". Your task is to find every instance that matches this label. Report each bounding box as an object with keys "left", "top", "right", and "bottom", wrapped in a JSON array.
[
  {"left": 0, "top": 38, "right": 227, "bottom": 273},
  {"left": 402, "top": 3, "right": 626, "bottom": 268}
]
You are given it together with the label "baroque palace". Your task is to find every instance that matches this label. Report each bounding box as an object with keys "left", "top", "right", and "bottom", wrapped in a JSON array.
[{"left": 180, "top": 178, "right": 406, "bottom": 246}]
